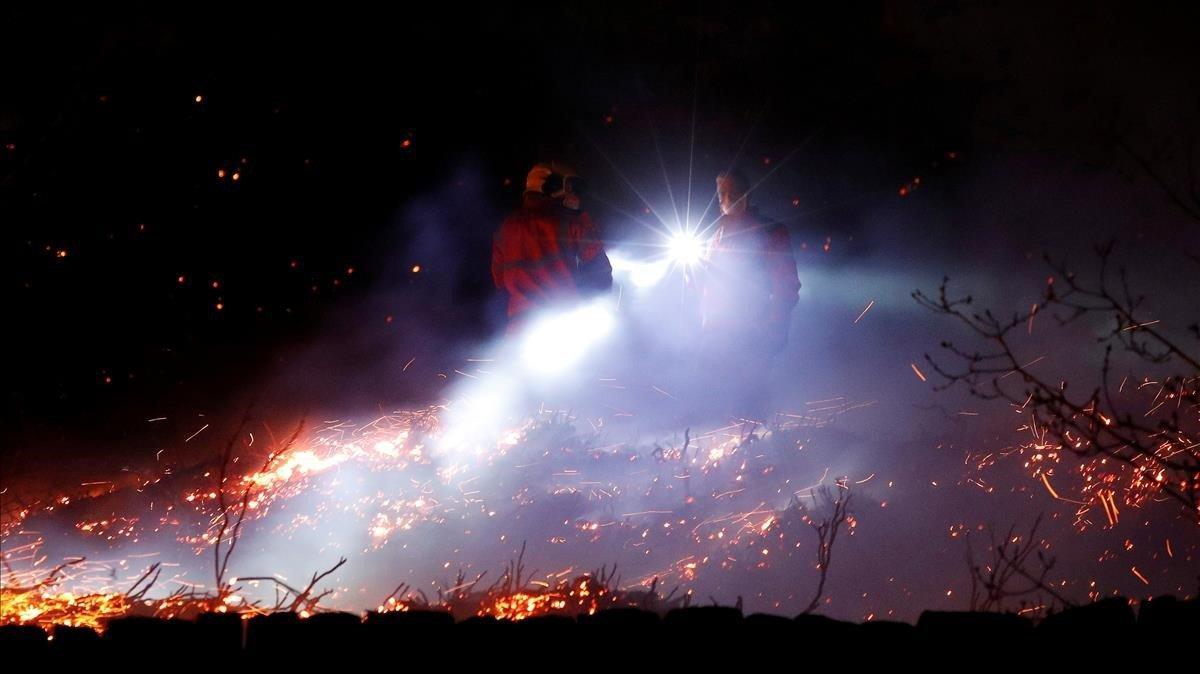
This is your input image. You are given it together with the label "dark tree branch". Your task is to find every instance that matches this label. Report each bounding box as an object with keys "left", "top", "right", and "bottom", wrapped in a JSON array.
[
  {"left": 966, "top": 514, "right": 1075, "bottom": 614},
  {"left": 915, "top": 245, "right": 1199, "bottom": 517},
  {"left": 796, "top": 482, "right": 852, "bottom": 615}
]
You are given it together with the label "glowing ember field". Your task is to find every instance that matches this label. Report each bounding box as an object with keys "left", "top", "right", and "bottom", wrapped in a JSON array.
[{"left": 3, "top": 361, "right": 1196, "bottom": 631}]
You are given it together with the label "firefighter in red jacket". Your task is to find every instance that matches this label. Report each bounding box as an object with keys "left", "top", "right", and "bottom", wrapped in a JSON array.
[
  {"left": 701, "top": 169, "right": 800, "bottom": 355},
  {"left": 492, "top": 162, "right": 612, "bottom": 327}
]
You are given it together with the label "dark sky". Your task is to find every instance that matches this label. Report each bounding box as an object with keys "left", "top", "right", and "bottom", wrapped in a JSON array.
[{"left": 4, "top": 2, "right": 1198, "bottom": 450}]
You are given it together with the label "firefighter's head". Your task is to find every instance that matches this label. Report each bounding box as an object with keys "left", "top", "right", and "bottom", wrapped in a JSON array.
[
  {"left": 526, "top": 161, "right": 586, "bottom": 210},
  {"left": 716, "top": 169, "right": 750, "bottom": 216}
]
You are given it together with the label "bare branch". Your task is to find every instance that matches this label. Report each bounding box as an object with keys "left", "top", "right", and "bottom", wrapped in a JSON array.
[
  {"left": 916, "top": 248, "right": 1200, "bottom": 517},
  {"left": 797, "top": 481, "right": 852, "bottom": 615},
  {"left": 966, "top": 515, "right": 1075, "bottom": 615}
]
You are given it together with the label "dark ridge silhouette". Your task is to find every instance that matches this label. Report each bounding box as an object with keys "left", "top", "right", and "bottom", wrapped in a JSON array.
[
  {"left": 577, "top": 606, "right": 660, "bottom": 627},
  {"left": 663, "top": 605, "right": 743, "bottom": 627},
  {"left": 3, "top": 597, "right": 1197, "bottom": 657},
  {"left": 49, "top": 624, "right": 100, "bottom": 659},
  {"left": 515, "top": 614, "right": 576, "bottom": 632},
  {"left": 301, "top": 611, "right": 363, "bottom": 650},
  {"left": 917, "top": 609, "right": 1033, "bottom": 647},
  {"left": 1036, "top": 597, "right": 1136, "bottom": 641},
  {"left": 103, "top": 616, "right": 194, "bottom": 655},
  {"left": 1137, "top": 595, "right": 1200, "bottom": 638},
  {"left": 194, "top": 611, "right": 242, "bottom": 655},
  {"left": 244, "top": 610, "right": 302, "bottom": 655},
  {"left": 364, "top": 609, "right": 456, "bottom": 628},
  {"left": 856, "top": 618, "right": 917, "bottom": 645},
  {"left": 793, "top": 612, "right": 858, "bottom": 639},
  {"left": 743, "top": 612, "right": 794, "bottom": 628},
  {"left": 0, "top": 624, "right": 49, "bottom": 658}
]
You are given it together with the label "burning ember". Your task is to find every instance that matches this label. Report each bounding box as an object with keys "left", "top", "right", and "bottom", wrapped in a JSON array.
[
  {"left": 3, "top": 390, "right": 872, "bottom": 629},
  {"left": 376, "top": 554, "right": 666, "bottom": 621},
  {"left": 964, "top": 374, "right": 1200, "bottom": 531},
  {"left": 2, "top": 343, "right": 1194, "bottom": 629}
]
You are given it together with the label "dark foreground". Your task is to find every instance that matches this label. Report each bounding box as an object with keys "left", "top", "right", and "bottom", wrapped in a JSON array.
[{"left": 2, "top": 597, "right": 1196, "bottom": 660}]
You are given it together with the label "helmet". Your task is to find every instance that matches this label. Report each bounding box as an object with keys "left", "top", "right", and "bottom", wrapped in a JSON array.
[{"left": 526, "top": 161, "right": 586, "bottom": 210}]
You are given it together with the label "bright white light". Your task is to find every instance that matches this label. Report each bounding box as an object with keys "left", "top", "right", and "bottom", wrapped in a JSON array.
[
  {"left": 609, "top": 251, "right": 668, "bottom": 289},
  {"left": 667, "top": 230, "right": 705, "bottom": 267},
  {"left": 521, "top": 301, "right": 615, "bottom": 376},
  {"left": 437, "top": 376, "right": 520, "bottom": 452}
]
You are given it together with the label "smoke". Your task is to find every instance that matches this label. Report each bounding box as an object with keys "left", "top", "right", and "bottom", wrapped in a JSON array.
[{"left": 8, "top": 118, "right": 1199, "bottom": 624}]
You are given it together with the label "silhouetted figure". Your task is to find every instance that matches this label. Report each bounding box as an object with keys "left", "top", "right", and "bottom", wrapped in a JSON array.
[{"left": 688, "top": 169, "right": 800, "bottom": 417}]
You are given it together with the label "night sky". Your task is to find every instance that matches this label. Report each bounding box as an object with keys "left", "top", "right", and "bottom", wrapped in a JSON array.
[
  {"left": 3, "top": 3, "right": 1199, "bottom": 619},
  {"left": 6, "top": 4, "right": 975, "bottom": 442}
]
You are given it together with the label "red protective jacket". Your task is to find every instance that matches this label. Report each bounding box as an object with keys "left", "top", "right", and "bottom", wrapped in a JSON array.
[{"left": 492, "top": 193, "right": 612, "bottom": 321}]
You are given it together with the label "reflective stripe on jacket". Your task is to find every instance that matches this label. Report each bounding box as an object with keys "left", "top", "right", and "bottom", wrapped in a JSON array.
[{"left": 492, "top": 193, "right": 611, "bottom": 319}]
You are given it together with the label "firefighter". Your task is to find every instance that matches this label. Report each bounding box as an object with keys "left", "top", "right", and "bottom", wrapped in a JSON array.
[
  {"left": 700, "top": 168, "right": 800, "bottom": 357},
  {"left": 492, "top": 161, "right": 612, "bottom": 328}
]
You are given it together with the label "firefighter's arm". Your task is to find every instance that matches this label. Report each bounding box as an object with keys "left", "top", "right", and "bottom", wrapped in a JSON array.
[{"left": 572, "top": 211, "right": 613, "bottom": 293}]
